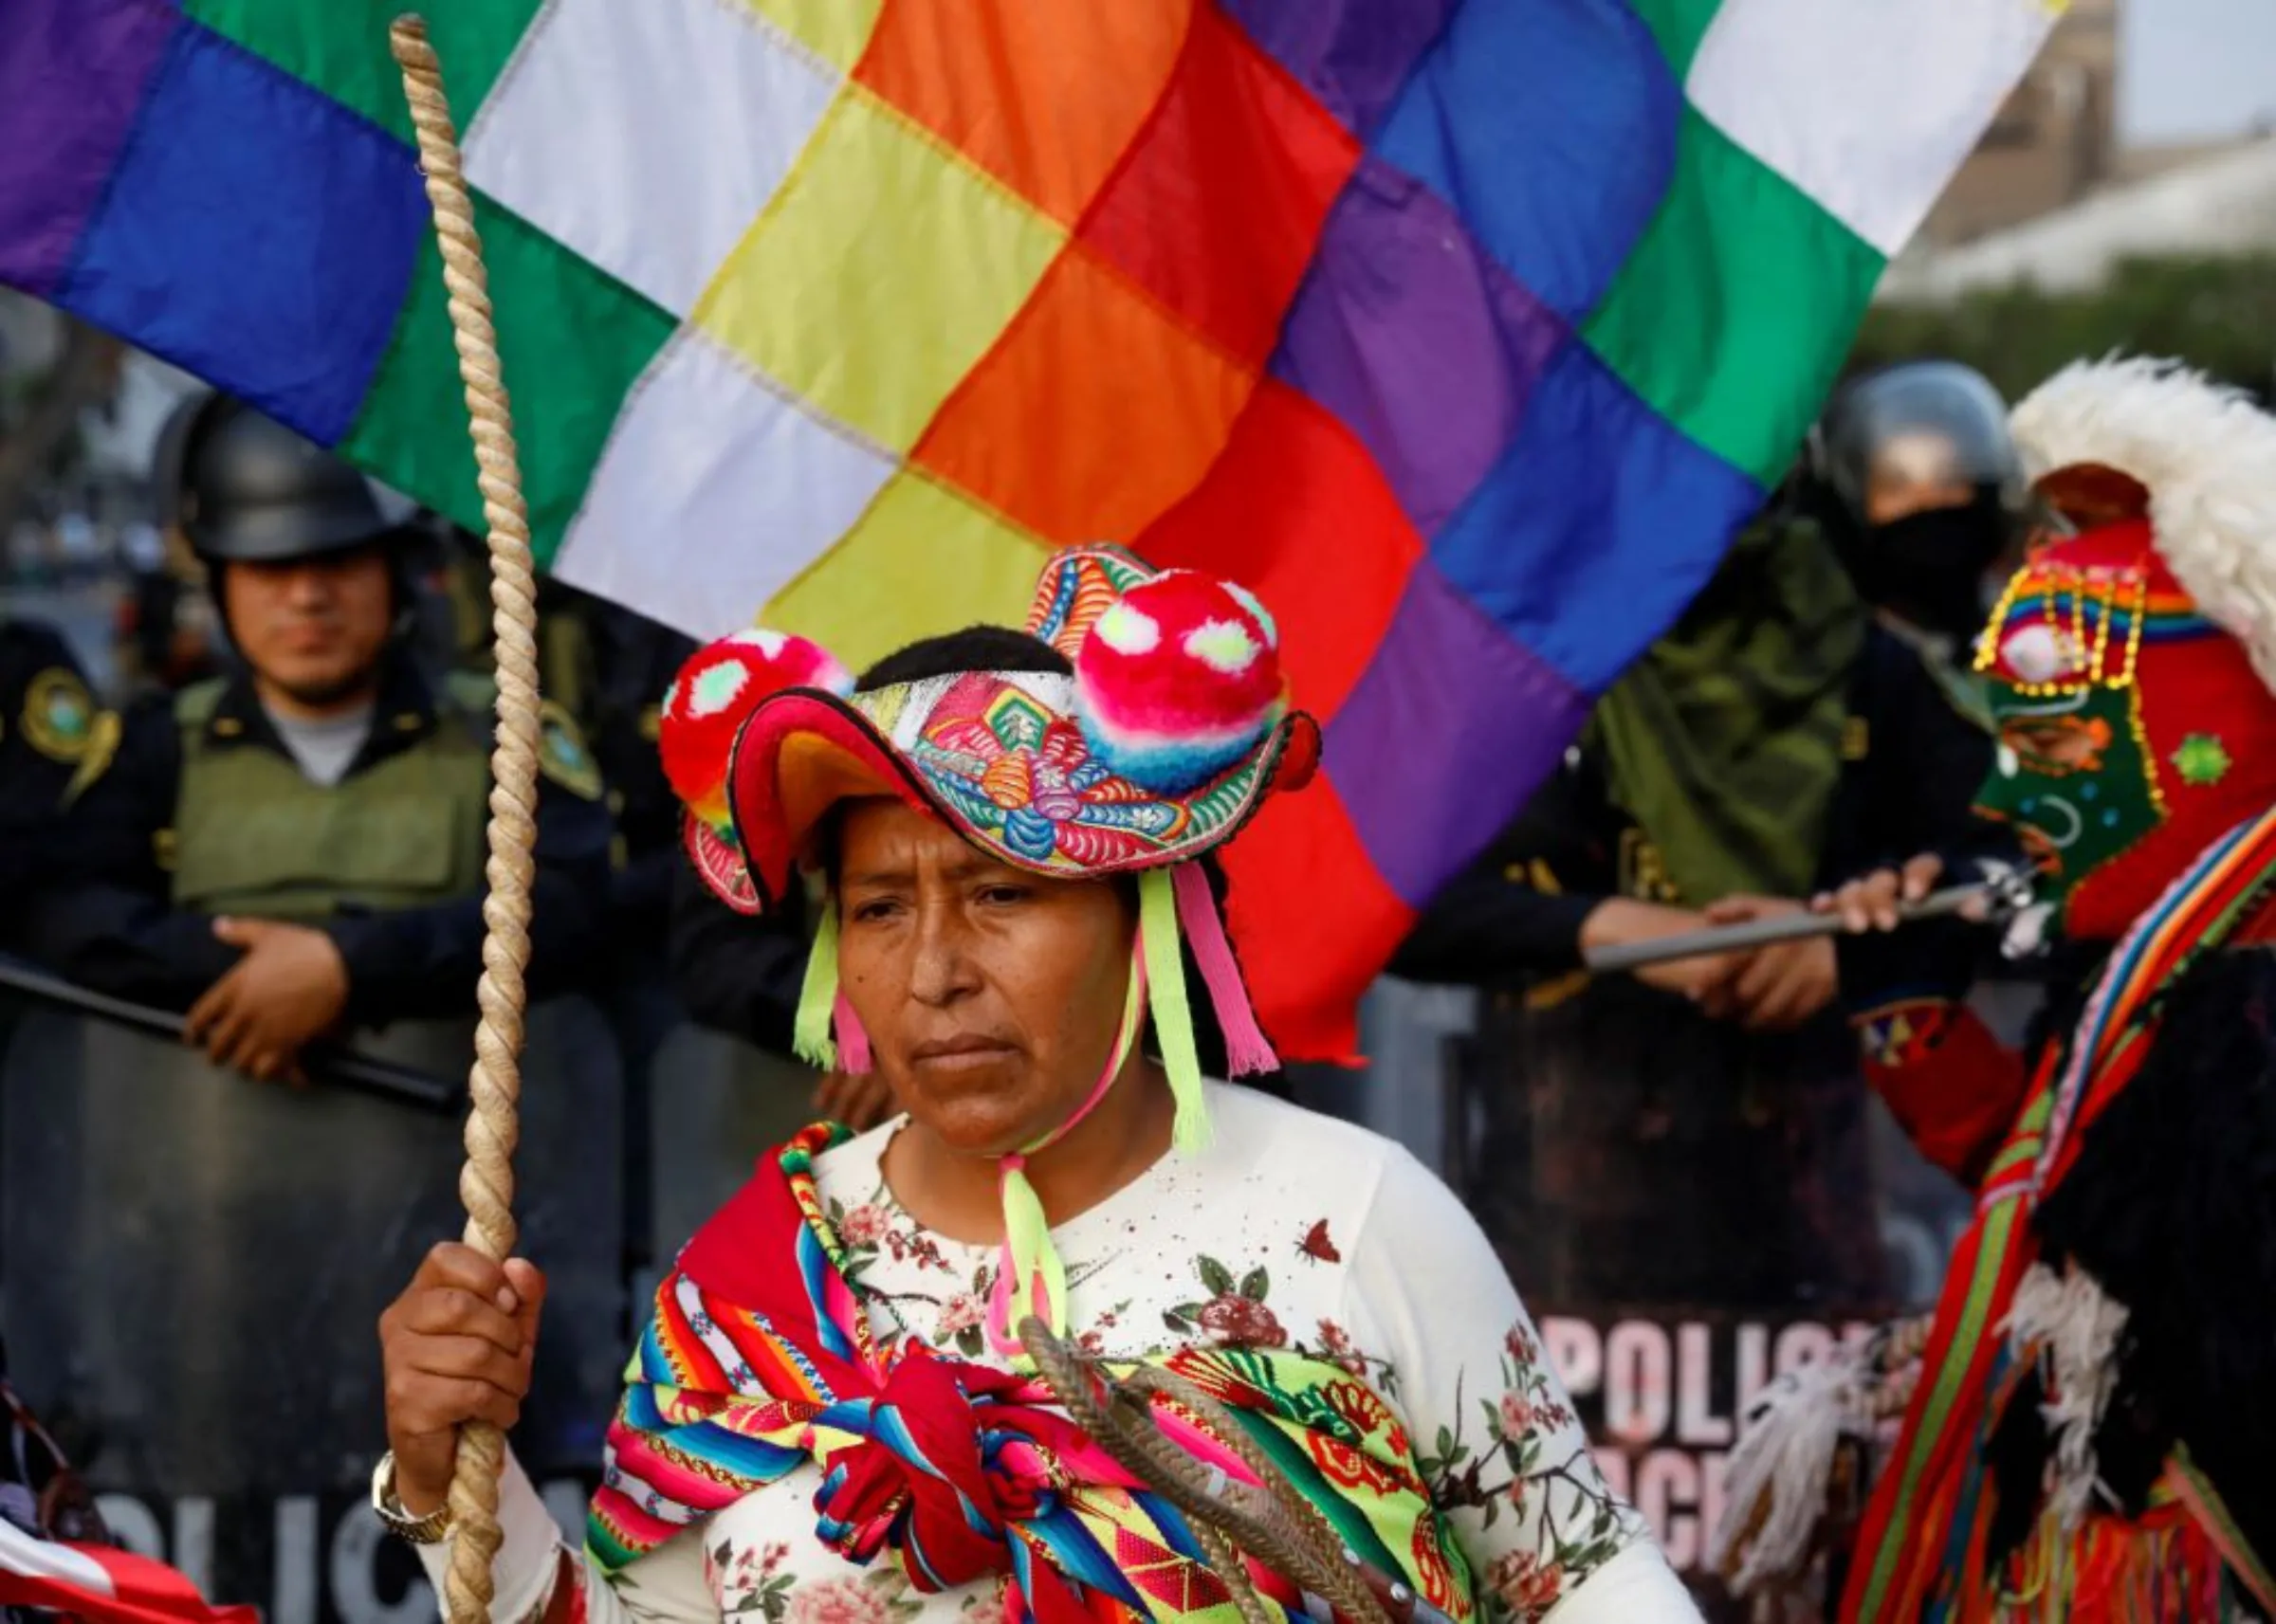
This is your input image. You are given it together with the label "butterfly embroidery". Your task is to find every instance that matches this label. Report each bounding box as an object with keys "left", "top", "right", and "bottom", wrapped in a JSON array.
[{"left": 1296, "top": 1219, "right": 1340, "bottom": 1264}]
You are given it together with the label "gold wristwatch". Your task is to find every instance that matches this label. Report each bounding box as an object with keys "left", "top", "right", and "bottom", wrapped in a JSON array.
[{"left": 371, "top": 1452, "right": 453, "bottom": 1544}]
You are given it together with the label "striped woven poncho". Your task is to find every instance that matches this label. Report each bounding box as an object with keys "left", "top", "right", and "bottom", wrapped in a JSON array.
[{"left": 1843, "top": 807, "right": 2276, "bottom": 1622}]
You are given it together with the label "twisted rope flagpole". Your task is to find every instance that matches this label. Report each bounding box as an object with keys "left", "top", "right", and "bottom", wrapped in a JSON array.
[{"left": 391, "top": 18, "right": 538, "bottom": 1621}]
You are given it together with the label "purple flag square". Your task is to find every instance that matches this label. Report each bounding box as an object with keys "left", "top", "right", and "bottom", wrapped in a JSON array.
[
  {"left": 0, "top": 0, "right": 178, "bottom": 297},
  {"left": 1325, "top": 559, "right": 1587, "bottom": 908},
  {"left": 1222, "top": 0, "right": 1458, "bottom": 139},
  {"left": 1276, "top": 153, "right": 1564, "bottom": 543}
]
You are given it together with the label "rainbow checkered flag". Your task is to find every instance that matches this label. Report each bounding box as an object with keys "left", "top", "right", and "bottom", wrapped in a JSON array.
[{"left": 4, "top": 0, "right": 2053, "bottom": 1057}]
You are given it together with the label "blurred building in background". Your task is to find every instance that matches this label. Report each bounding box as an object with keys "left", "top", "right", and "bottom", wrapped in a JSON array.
[
  {"left": 1903, "top": 0, "right": 2273, "bottom": 270},
  {"left": 1920, "top": 0, "right": 2120, "bottom": 248},
  {"left": 1881, "top": 134, "right": 2276, "bottom": 301}
]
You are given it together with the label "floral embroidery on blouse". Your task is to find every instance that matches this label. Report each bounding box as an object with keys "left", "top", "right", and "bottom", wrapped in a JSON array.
[
  {"left": 953, "top": 1579, "right": 1007, "bottom": 1624},
  {"left": 708, "top": 1537, "right": 794, "bottom": 1618},
  {"left": 711, "top": 1534, "right": 937, "bottom": 1624},
  {"left": 835, "top": 1175, "right": 1132, "bottom": 1358},
  {"left": 1152, "top": 1254, "right": 1405, "bottom": 1401},
  {"left": 785, "top": 1572, "right": 922, "bottom": 1624},
  {"left": 1160, "top": 1254, "right": 1284, "bottom": 1347},
  {"left": 1422, "top": 1323, "right": 1643, "bottom": 1623},
  {"left": 829, "top": 1185, "right": 956, "bottom": 1282}
]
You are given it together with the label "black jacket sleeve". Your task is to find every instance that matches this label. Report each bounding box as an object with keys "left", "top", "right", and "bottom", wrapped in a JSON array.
[
  {"left": 1833, "top": 628, "right": 2015, "bottom": 882},
  {"left": 321, "top": 765, "right": 615, "bottom": 1025},
  {"left": 1890, "top": 667, "right": 2014, "bottom": 876},
  {"left": 18, "top": 700, "right": 242, "bottom": 1008},
  {"left": 665, "top": 860, "right": 810, "bottom": 1058},
  {"left": 1387, "top": 856, "right": 1601, "bottom": 985},
  {"left": 1826, "top": 630, "right": 2029, "bottom": 1012},
  {"left": 1387, "top": 750, "right": 1618, "bottom": 987}
]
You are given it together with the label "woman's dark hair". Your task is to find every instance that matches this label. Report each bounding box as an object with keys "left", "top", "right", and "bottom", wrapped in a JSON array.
[{"left": 857, "top": 627, "right": 1069, "bottom": 692}]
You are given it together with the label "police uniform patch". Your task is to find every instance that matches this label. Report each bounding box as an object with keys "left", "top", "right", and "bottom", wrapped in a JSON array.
[
  {"left": 538, "top": 700, "right": 602, "bottom": 800},
  {"left": 22, "top": 668, "right": 96, "bottom": 763},
  {"left": 64, "top": 708, "right": 123, "bottom": 804}
]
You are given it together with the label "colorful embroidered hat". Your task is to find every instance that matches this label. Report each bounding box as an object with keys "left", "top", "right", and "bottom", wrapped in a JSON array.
[
  {"left": 658, "top": 544, "right": 1319, "bottom": 1357},
  {"left": 1973, "top": 357, "right": 2276, "bottom": 940},
  {"left": 663, "top": 545, "right": 1319, "bottom": 911}
]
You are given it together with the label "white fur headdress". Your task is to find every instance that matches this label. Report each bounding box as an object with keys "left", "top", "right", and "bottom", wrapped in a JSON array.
[{"left": 2009, "top": 356, "right": 2276, "bottom": 688}]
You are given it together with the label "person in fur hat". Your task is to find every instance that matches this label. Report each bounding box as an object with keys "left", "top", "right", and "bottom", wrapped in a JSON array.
[{"left": 1711, "top": 356, "right": 2276, "bottom": 1620}]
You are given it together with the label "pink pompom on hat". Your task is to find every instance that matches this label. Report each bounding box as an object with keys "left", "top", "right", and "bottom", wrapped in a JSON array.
[{"left": 1074, "top": 570, "right": 1288, "bottom": 794}]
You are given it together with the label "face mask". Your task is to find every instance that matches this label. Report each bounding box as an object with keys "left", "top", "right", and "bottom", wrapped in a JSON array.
[{"left": 1841, "top": 502, "right": 2008, "bottom": 644}]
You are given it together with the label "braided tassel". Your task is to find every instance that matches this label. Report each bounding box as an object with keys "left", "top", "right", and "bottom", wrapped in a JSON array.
[{"left": 985, "top": 1156, "right": 1064, "bottom": 1357}]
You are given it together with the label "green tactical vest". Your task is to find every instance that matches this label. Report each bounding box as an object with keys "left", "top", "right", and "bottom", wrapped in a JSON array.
[{"left": 169, "top": 673, "right": 495, "bottom": 921}]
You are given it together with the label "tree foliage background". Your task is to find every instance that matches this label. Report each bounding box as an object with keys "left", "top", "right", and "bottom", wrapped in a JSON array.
[{"left": 1852, "top": 254, "right": 2276, "bottom": 403}]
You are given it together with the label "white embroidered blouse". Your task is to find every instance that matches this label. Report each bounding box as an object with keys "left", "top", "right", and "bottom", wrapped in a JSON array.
[{"left": 414, "top": 1085, "right": 1698, "bottom": 1624}]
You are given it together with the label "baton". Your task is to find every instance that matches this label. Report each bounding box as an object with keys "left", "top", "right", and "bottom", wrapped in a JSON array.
[
  {"left": 1582, "top": 883, "right": 1997, "bottom": 973},
  {"left": 0, "top": 957, "right": 461, "bottom": 1112}
]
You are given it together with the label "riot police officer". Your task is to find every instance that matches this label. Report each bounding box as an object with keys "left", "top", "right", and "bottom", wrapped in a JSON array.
[
  {"left": 27, "top": 391, "right": 613, "bottom": 1083},
  {"left": 1785, "top": 359, "right": 2026, "bottom": 921},
  {"left": 1814, "top": 358, "right": 2021, "bottom": 652}
]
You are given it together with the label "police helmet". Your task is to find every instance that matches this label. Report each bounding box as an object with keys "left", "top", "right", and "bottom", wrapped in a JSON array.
[
  {"left": 156, "top": 391, "right": 420, "bottom": 565},
  {"left": 1817, "top": 361, "right": 2020, "bottom": 528}
]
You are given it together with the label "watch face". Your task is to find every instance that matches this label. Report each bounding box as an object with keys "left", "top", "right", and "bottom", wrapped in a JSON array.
[{"left": 372, "top": 1455, "right": 447, "bottom": 1541}]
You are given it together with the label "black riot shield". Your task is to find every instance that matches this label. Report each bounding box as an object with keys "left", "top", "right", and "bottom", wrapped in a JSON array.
[
  {"left": 0, "top": 997, "right": 624, "bottom": 1623},
  {"left": 1437, "top": 978, "right": 1876, "bottom": 1617},
  {"left": 1416, "top": 969, "right": 2006, "bottom": 1617}
]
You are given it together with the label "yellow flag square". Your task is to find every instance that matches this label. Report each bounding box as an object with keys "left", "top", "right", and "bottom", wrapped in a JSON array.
[
  {"left": 737, "top": 0, "right": 881, "bottom": 73},
  {"left": 764, "top": 469, "right": 1044, "bottom": 668},
  {"left": 698, "top": 90, "right": 1068, "bottom": 454}
]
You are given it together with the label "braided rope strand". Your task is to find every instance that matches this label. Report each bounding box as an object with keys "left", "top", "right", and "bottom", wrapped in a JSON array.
[{"left": 390, "top": 18, "right": 541, "bottom": 1622}]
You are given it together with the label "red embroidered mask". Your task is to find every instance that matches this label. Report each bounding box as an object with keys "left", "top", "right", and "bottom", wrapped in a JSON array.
[{"left": 1975, "top": 513, "right": 2276, "bottom": 942}]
